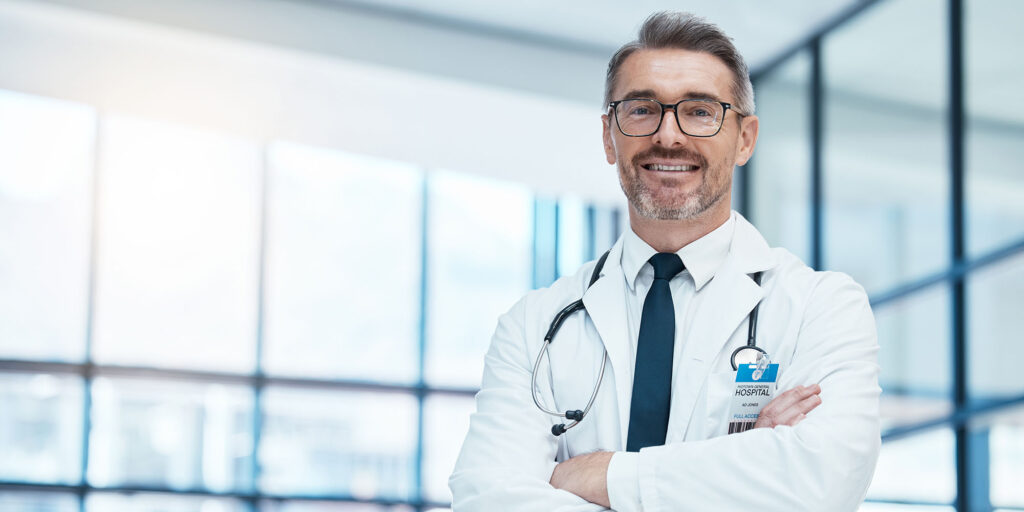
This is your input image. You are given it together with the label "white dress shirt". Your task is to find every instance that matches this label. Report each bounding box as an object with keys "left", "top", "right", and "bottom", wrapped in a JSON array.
[{"left": 607, "top": 214, "right": 736, "bottom": 511}]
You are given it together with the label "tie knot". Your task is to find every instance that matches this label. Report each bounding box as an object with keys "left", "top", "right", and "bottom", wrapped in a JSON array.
[{"left": 649, "top": 252, "right": 684, "bottom": 281}]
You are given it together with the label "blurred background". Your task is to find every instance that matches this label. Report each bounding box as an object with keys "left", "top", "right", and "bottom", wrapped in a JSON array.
[{"left": 0, "top": 0, "right": 1021, "bottom": 511}]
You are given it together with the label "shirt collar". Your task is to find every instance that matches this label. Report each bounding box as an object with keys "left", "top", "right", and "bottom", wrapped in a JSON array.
[{"left": 621, "top": 212, "right": 736, "bottom": 292}]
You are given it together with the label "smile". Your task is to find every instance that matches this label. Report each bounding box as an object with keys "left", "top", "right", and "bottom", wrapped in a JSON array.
[{"left": 642, "top": 163, "right": 699, "bottom": 172}]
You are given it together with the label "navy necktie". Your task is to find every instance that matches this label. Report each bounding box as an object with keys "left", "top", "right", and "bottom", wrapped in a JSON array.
[{"left": 626, "top": 252, "right": 685, "bottom": 452}]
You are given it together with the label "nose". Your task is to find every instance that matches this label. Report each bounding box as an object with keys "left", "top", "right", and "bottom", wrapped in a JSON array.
[{"left": 651, "top": 107, "right": 690, "bottom": 147}]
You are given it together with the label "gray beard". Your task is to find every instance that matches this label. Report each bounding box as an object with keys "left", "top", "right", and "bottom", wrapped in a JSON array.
[{"left": 618, "top": 161, "right": 730, "bottom": 220}]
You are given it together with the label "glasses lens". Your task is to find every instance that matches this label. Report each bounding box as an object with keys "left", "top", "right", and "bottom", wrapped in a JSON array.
[
  {"left": 677, "top": 100, "right": 724, "bottom": 136},
  {"left": 615, "top": 100, "right": 662, "bottom": 136}
]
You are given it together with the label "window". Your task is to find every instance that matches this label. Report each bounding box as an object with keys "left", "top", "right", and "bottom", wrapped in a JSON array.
[
  {"left": 822, "top": 0, "right": 948, "bottom": 295},
  {"left": 262, "top": 143, "right": 422, "bottom": 384},
  {"left": 0, "top": 90, "right": 94, "bottom": 363},
  {"left": 92, "top": 116, "right": 262, "bottom": 373}
]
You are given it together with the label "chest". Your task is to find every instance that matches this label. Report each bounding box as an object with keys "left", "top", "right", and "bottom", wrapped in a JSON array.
[{"left": 540, "top": 289, "right": 803, "bottom": 459}]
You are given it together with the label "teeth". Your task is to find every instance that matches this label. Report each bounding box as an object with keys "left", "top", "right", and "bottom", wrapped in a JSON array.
[{"left": 648, "top": 164, "right": 696, "bottom": 171}]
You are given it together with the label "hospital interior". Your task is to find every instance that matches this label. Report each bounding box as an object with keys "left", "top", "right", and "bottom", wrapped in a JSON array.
[{"left": 0, "top": 0, "right": 1022, "bottom": 511}]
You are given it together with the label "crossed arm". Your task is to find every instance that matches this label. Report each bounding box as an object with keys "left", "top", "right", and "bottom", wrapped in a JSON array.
[{"left": 548, "top": 384, "right": 824, "bottom": 508}]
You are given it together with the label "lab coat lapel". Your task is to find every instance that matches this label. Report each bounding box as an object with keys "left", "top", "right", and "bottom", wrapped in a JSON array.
[
  {"left": 672, "top": 214, "right": 777, "bottom": 436},
  {"left": 580, "top": 238, "right": 634, "bottom": 449}
]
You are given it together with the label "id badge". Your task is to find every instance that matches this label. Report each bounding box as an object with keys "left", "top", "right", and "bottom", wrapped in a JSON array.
[{"left": 726, "top": 357, "right": 779, "bottom": 434}]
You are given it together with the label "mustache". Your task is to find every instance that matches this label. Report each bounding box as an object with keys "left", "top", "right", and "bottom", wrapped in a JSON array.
[{"left": 630, "top": 147, "right": 707, "bottom": 169}]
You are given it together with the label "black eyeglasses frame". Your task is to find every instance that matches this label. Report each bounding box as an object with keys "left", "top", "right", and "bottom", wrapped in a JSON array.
[{"left": 607, "top": 98, "right": 746, "bottom": 138}]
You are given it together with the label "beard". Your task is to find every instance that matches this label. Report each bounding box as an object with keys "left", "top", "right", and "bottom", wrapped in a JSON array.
[{"left": 617, "top": 146, "right": 731, "bottom": 221}]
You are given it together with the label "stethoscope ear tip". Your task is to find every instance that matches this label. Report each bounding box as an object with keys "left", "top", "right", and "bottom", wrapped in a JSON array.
[{"left": 552, "top": 424, "right": 567, "bottom": 436}]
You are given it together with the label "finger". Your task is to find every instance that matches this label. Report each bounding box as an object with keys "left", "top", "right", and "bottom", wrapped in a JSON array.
[
  {"left": 772, "top": 393, "right": 822, "bottom": 426},
  {"left": 761, "top": 385, "right": 818, "bottom": 417}
]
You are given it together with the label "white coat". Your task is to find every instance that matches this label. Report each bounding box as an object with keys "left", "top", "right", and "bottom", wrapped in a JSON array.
[{"left": 450, "top": 212, "right": 881, "bottom": 512}]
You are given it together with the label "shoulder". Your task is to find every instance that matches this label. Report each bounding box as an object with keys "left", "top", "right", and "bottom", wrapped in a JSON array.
[
  {"left": 766, "top": 247, "right": 869, "bottom": 306},
  {"left": 513, "top": 255, "right": 604, "bottom": 316}
]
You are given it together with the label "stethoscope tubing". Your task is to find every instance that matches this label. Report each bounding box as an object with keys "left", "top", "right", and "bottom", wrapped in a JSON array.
[{"left": 531, "top": 250, "right": 766, "bottom": 437}]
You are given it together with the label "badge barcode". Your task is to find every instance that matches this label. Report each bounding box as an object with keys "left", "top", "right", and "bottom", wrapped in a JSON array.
[{"left": 727, "top": 421, "right": 756, "bottom": 434}]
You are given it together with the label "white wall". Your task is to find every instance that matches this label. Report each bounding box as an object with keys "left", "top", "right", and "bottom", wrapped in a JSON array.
[{"left": 0, "top": 0, "right": 625, "bottom": 205}]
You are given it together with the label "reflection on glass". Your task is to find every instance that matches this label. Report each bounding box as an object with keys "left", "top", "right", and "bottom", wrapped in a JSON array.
[
  {"left": 87, "top": 377, "right": 254, "bottom": 492},
  {"left": 874, "top": 284, "right": 951, "bottom": 429},
  {"left": 966, "top": 0, "right": 1024, "bottom": 256},
  {"left": 822, "top": 0, "right": 948, "bottom": 295},
  {"left": 263, "top": 142, "right": 422, "bottom": 383},
  {"left": 422, "top": 394, "right": 475, "bottom": 503},
  {"left": 557, "top": 195, "right": 587, "bottom": 279},
  {"left": 990, "top": 414, "right": 1024, "bottom": 507},
  {"left": 0, "top": 373, "right": 83, "bottom": 484},
  {"left": 85, "top": 492, "right": 249, "bottom": 512},
  {"left": 91, "top": 115, "right": 261, "bottom": 373},
  {"left": 425, "top": 171, "right": 533, "bottom": 388},
  {"left": 0, "top": 491, "right": 78, "bottom": 512},
  {"left": 968, "top": 252, "right": 1024, "bottom": 401},
  {"left": 751, "top": 50, "right": 812, "bottom": 264},
  {"left": 0, "top": 89, "right": 94, "bottom": 362},
  {"left": 259, "top": 387, "right": 417, "bottom": 501},
  {"left": 260, "top": 501, "right": 414, "bottom": 512},
  {"left": 866, "top": 428, "right": 955, "bottom": 503}
]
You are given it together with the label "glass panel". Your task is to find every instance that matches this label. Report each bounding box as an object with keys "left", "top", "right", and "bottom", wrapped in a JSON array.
[
  {"left": 822, "top": 0, "right": 948, "bottom": 295},
  {"left": 260, "top": 501, "right": 414, "bottom": 512},
  {"left": 966, "top": 0, "right": 1024, "bottom": 256},
  {"left": 874, "top": 284, "right": 952, "bottom": 430},
  {"left": 87, "top": 377, "right": 254, "bottom": 492},
  {"left": 262, "top": 142, "right": 422, "bottom": 383},
  {"left": 751, "top": 50, "right": 812, "bottom": 264},
  {"left": 425, "top": 171, "right": 533, "bottom": 388},
  {"left": 990, "top": 410, "right": 1024, "bottom": 507},
  {"left": 968, "top": 251, "right": 1024, "bottom": 401},
  {"left": 866, "top": 428, "right": 955, "bottom": 503},
  {"left": 422, "top": 394, "right": 475, "bottom": 503},
  {"left": 0, "top": 90, "right": 94, "bottom": 362},
  {"left": 0, "top": 372, "right": 83, "bottom": 484},
  {"left": 591, "top": 206, "right": 618, "bottom": 256},
  {"left": 258, "top": 387, "right": 417, "bottom": 501},
  {"left": 557, "top": 195, "right": 587, "bottom": 279},
  {"left": 92, "top": 116, "right": 261, "bottom": 373},
  {"left": 85, "top": 492, "right": 249, "bottom": 512},
  {"left": 0, "top": 491, "right": 78, "bottom": 512}
]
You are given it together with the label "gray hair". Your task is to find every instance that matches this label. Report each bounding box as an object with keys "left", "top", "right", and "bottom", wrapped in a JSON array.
[{"left": 604, "top": 11, "right": 755, "bottom": 115}]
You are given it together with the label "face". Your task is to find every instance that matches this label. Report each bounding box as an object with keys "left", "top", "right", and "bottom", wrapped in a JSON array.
[{"left": 602, "top": 48, "right": 759, "bottom": 221}]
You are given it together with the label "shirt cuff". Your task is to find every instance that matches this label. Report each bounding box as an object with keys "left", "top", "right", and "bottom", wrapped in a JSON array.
[{"left": 606, "top": 451, "right": 641, "bottom": 512}]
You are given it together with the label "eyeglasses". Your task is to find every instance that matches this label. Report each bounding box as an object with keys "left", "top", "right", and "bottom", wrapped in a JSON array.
[{"left": 607, "top": 98, "right": 743, "bottom": 137}]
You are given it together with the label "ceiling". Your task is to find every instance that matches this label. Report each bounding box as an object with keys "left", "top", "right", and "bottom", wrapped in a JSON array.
[
  {"left": 27, "top": 0, "right": 875, "bottom": 106},
  {"left": 321, "top": 0, "right": 868, "bottom": 73}
]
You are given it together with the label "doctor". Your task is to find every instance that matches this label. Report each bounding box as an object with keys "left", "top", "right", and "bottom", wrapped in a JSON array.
[{"left": 450, "top": 11, "right": 880, "bottom": 512}]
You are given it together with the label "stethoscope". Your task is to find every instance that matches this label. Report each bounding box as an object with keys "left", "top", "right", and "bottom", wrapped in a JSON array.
[{"left": 531, "top": 250, "right": 766, "bottom": 437}]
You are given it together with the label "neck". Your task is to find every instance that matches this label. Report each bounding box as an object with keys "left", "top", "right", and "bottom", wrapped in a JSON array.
[{"left": 628, "top": 202, "right": 731, "bottom": 253}]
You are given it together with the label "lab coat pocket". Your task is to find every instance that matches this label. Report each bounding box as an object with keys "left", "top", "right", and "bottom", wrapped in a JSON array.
[{"left": 704, "top": 370, "right": 736, "bottom": 438}]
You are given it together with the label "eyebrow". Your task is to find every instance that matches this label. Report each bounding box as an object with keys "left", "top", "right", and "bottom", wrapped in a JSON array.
[{"left": 618, "top": 89, "right": 726, "bottom": 103}]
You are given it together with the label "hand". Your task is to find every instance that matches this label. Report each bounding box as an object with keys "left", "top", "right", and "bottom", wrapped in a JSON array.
[
  {"left": 755, "top": 384, "right": 822, "bottom": 429},
  {"left": 549, "top": 451, "right": 613, "bottom": 508}
]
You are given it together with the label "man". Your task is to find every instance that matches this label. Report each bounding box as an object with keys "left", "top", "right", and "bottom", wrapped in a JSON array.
[{"left": 450, "top": 11, "right": 880, "bottom": 511}]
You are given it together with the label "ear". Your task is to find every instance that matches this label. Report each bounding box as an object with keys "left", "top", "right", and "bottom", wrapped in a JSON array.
[
  {"left": 733, "top": 114, "right": 759, "bottom": 166},
  {"left": 602, "top": 113, "right": 617, "bottom": 165}
]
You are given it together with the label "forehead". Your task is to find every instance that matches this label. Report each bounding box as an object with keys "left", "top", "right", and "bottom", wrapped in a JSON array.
[{"left": 613, "top": 48, "right": 734, "bottom": 102}]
